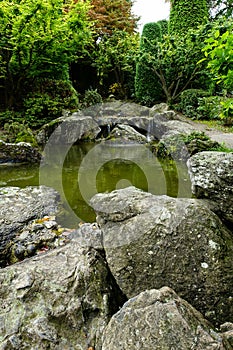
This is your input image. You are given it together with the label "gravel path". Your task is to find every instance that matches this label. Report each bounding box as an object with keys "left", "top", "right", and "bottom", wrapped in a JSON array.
[
  {"left": 176, "top": 113, "right": 233, "bottom": 149},
  {"left": 205, "top": 131, "right": 233, "bottom": 149}
]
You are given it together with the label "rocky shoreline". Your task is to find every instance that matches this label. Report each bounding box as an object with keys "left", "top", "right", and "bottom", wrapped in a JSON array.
[
  {"left": 0, "top": 102, "right": 232, "bottom": 349},
  {"left": 1, "top": 101, "right": 232, "bottom": 164},
  {"left": 0, "top": 152, "right": 232, "bottom": 348}
]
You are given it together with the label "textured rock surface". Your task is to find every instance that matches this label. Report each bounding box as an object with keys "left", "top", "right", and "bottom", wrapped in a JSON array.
[
  {"left": 37, "top": 114, "right": 101, "bottom": 145},
  {"left": 0, "top": 186, "right": 60, "bottom": 267},
  {"left": 157, "top": 131, "right": 220, "bottom": 161},
  {"left": 37, "top": 113, "right": 100, "bottom": 145},
  {"left": 102, "top": 287, "right": 229, "bottom": 350},
  {"left": 109, "top": 124, "right": 148, "bottom": 143},
  {"left": 187, "top": 152, "right": 233, "bottom": 225},
  {"left": 4, "top": 215, "right": 73, "bottom": 266},
  {"left": 0, "top": 241, "right": 126, "bottom": 349},
  {"left": 0, "top": 140, "right": 41, "bottom": 163},
  {"left": 91, "top": 186, "right": 233, "bottom": 326},
  {"left": 36, "top": 101, "right": 199, "bottom": 147},
  {"left": 221, "top": 322, "right": 233, "bottom": 348}
]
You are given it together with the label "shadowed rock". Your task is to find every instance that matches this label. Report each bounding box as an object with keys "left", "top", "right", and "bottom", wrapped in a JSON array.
[
  {"left": 0, "top": 140, "right": 41, "bottom": 163},
  {"left": 0, "top": 186, "right": 60, "bottom": 267}
]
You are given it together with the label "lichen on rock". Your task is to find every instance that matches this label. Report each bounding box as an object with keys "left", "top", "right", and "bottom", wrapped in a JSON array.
[
  {"left": 91, "top": 186, "right": 233, "bottom": 327},
  {"left": 102, "top": 287, "right": 230, "bottom": 350}
]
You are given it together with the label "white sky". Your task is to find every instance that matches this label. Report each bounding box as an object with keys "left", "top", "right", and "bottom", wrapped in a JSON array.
[{"left": 132, "top": 0, "right": 170, "bottom": 33}]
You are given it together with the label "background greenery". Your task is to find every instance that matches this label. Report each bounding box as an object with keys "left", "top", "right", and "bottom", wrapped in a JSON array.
[{"left": 0, "top": 0, "right": 232, "bottom": 135}]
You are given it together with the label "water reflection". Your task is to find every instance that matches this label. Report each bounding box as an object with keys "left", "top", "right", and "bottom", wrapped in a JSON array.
[{"left": 0, "top": 142, "right": 191, "bottom": 226}]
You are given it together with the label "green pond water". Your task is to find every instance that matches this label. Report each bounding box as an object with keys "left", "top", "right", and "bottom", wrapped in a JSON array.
[{"left": 0, "top": 142, "right": 192, "bottom": 227}]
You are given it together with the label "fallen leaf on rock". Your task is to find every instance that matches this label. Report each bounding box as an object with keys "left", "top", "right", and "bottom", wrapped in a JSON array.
[{"left": 37, "top": 246, "right": 49, "bottom": 254}]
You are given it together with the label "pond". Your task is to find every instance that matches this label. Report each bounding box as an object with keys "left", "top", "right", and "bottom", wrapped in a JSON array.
[{"left": 0, "top": 142, "right": 192, "bottom": 227}]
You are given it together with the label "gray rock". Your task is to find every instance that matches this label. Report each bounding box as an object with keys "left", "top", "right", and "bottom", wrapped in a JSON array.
[
  {"left": 37, "top": 114, "right": 101, "bottom": 145},
  {"left": 67, "top": 222, "right": 103, "bottom": 249},
  {"left": 91, "top": 100, "right": 150, "bottom": 118},
  {"left": 91, "top": 186, "right": 233, "bottom": 326},
  {"left": 187, "top": 152, "right": 233, "bottom": 225},
  {"left": 37, "top": 101, "right": 197, "bottom": 148},
  {"left": 7, "top": 215, "right": 65, "bottom": 265},
  {"left": 102, "top": 287, "right": 229, "bottom": 350},
  {"left": 5, "top": 218, "right": 103, "bottom": 267},
  {"left": 0, "top": 140, "right": 41, "bottom": 163},
  {"left": 221, "top": 323, "right": 233, "bottom": 347},
  {"left": 0, "top": 242, "right": 126, "bottom": 349},
  {"left": 150, "top": 102, "right": 170, "bottom": 114},
  {"left": 109, "top": 124, "right": 148, "bottom": 143},
  {"left": 156, "top": 121, "right": 197, "bottom": 160},
  {"left": 0, "top": 186, "right": 60, "bottom": 266}
]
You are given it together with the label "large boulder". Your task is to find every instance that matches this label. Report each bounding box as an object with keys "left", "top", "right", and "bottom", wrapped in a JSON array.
[
  {"left": 0, "top": 140, "right": 41, "bottom": 163},
  {"left": 0, "top": 186, "right": 60, "bottom": 267},
  {"left": 36, "top": 114, "right": 101, "bottom": 145},
  {"left": 102, "top": 287, "right": 229, "bottom": 350},
  {"left": 187, "top": 152, "right": 233, "bottom": 225},
  {"left": 0, "top": 239, "right": 126, "bottom": 349},
  {"left": 91, "top": 187, "right": 233, "bottom": 326}
]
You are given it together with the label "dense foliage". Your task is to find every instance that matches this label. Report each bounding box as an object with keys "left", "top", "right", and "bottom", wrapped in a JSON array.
[
  {"left": 136, "top": 25, "right": 211, "bottom": 105},
  {"left": 87, "top": 0, "right": 138, "bottom": 35},
  {"left": 169, "top": 0, "right": 209, "bottom": 34},
  {"left": 201, "top": 19, "right": 233, "bottom": 122},
  {"left": 72, "top": 0, "right": 139, "bottom": 97},
  {"left": 0, "top": 0, "right": 91, "bottom": 111},
  {"left": 202, "top": 19, "right": 233, "bottom": 93},
  {"left": 92, "top": 29, "right": 139, "bottom": 98},
  {"left": 0, "top": 0, "right": 233, "bottom": 131},
  {"left": 136, "top": 0, "right": 233, "bottom": 126},
  {"left": 0, "top": 0, "right": 139, "bottom": 127}
]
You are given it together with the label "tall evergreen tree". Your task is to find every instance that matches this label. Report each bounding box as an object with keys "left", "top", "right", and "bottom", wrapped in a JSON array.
[
  {"left": 135, "top": 22, "right": 165, "bottom": 105},
  {"left": 168, "top": 0, "right": 209, "bottom": 34}
]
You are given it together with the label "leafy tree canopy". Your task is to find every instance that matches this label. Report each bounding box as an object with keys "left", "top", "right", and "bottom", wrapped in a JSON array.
[
  {"left": 169, "top": 0, "right": 209, "bottom": 34},
  {"left": 139, "top": 25, "right": 211, "bottom": 104},
  {"left": 93, "top": 29, "right": 139, "bottom": 87},
  {"left": 75, "top": 0, "right": 139, "bottom": 96},
  {"left": 87, "top": 0, "right": 138, "bottom": 35},
  {"left": 201, "top": 19, "right": 233, "bottom": 93},
  {"left": 0, "top": 0, "right": 92, "bottom": 108}
]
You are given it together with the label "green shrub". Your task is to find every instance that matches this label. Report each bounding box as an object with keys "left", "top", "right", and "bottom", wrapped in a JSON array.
[
  {"left": 81, "top": 89, "right": 103, "bottom": 108},
  {"left": 220, "top": 98, "right": 233, "bottom": 125},
  {"left": 176, "top": 89, "right": 233, "bottom": 124},
  {"left": 157, "top": 20, "right": 168, "bottom": 36},
  {"left": 135, "top": 22, "right": 165, "bottom": 106},
  {"left": 23, "top": 94, "right": 64, "bottom": 128},
  {"left": 157, "top": 131, "right": 231, "bottom": 159},
  {"left": 0, "top": 110, "right": 22, "bottom": 127},
  {"left": 4, "top": 121, "right": 38, "bottom": 146},
  {"left": 196, "top": 96, "right": 223, "bottom": 120},
  {"left": 176, "top": 89, "right": 211, "bottom": 119},
  {"left": 22, "top": 79, "right": 79, "bottom": 128}
]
